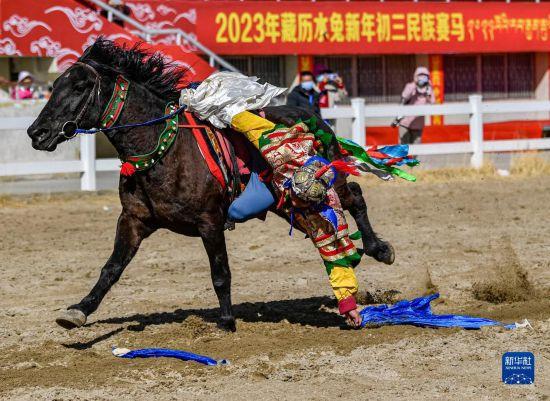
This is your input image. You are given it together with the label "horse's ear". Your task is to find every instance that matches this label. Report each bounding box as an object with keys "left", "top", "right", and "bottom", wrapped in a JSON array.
[
  {"left": 80, "top": 44, "right": 93, "bottom": 61},
  {"left": 80, "top": 36, "right": 107, "bottom": 61}
]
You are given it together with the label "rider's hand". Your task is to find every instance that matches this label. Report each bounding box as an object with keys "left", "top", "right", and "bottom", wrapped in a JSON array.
[
  {"left": 391, "top": 116, "right": 403, "bottom": 128},
  {"left": 344, "top": 308, "right": 362, "bottom": 328}
]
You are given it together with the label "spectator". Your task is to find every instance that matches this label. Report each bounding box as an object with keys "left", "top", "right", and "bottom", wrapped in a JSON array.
[
  {"left": 317, "top": 70, "right": 348, "bottom": 108},
  {"left": 286, "top": 71, "right": 321, "bottom": 115},
  {"left": 10, "top": 71, "right": 36, "bottom": 100},
  {"left": 392, "top": 66, "right": 435, "bottom": 144},
  {"left": 101, "top": 0, "right": 131, "bottom": 27},
  {"left": 0, "top": 75, "right": 11, "bottom": 100}
]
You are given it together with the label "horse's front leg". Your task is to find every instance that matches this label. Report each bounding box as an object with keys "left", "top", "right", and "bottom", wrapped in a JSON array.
[
  {"left": 337, "top": 181, "right": 395, "bottom": 265},
  {"left": 198, "top": 219, "right": 235, "bottom": 332},
  {"left": 56, "top": 212, "right": 153, "bottom": 329}
]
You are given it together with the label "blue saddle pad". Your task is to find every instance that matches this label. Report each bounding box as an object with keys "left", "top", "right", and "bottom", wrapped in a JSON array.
[{"left": 228, "top": 172, "right": 275, "bottom": 222}]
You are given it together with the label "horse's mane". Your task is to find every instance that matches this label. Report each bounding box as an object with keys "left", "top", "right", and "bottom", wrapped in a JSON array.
[{"left": 79, "top": 38, "right": 186, "bottom": 101}]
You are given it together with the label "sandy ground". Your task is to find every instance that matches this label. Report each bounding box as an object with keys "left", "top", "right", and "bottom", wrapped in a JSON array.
[{"left": 0, "top": 173, "right": 549, "bottom": 400}]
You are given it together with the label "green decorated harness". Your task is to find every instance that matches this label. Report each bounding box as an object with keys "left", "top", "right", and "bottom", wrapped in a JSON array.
[{"left": 77, "top": 72, "right": 181, "bottom": 177}]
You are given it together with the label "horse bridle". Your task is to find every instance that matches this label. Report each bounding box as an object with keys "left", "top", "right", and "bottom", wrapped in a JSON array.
[
  {"left": 57, "top": 61, "right": 185, "bottom": 139},
  {"left": 59, "top": 61, "right": 102, "bottom": 139}
]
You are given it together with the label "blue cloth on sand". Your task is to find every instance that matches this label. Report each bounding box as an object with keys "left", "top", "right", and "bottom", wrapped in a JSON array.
[
  {"left": 112, "top": 347, "right": 229, "bottom": 366},
  {"left": 360, "top": 293, "right": 516, "bottom": 329}
]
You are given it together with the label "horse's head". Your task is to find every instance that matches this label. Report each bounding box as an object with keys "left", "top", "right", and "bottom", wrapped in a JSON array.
[
  {"left": 27, "top": 62, "right": 103, "bottom": 151},
  {"left": 28, "top": 38, "right": 187, "bottom": 152}
]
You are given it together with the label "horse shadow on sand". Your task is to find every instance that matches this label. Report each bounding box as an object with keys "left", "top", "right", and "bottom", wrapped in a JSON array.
[{"left": 62, "top": 296, "right": 348, "bottom": 350}]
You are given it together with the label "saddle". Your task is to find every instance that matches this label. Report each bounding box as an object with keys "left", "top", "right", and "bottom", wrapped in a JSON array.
[{"left": 180, "top": 111, "right": 272, "bottom": 202}]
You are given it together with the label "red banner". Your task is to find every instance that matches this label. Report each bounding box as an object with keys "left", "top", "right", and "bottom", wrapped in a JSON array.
[
  {"left": 191, "top": 2, "right": 550, "bottom": 55},
  {"left": 0, "top": 0, "right": 130, "bottom": 70},
  {"left": 0, "top": 0, "right": 214, "bottom": 79}
]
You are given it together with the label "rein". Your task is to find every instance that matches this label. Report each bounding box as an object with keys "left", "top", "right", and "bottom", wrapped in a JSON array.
[{"left": 74, "top": 103, "right": 188, "bottom": 135}]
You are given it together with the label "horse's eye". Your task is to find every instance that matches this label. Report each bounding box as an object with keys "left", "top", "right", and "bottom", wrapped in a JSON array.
[{"left": 73, "top": 82, "right": 88, "bottom": 92}]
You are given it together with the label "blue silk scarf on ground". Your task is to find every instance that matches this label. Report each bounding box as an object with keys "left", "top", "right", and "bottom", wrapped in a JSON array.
[
  {"left": 112, "top": 347, "right": 229, "bottom": 366},
  {"left": 360, "top": 293, "right": 516, "bottom": 329}
]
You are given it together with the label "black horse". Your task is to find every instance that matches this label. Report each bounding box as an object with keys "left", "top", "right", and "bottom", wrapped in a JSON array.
[{"left": 28, "top": 39, "right": 393, "bottom": 331}]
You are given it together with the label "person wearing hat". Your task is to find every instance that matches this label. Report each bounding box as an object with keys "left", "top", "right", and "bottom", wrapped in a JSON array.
[
  {"left": 392, "top": 66, "right": 435, "bottom": 144},
  {"left": 10, "top": 71, "right": 35, "bottom": 100}
]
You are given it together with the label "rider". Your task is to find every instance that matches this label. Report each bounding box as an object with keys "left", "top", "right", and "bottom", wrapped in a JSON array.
[{"left": 180, "top": 72, "right": 363, "bottom": 327}]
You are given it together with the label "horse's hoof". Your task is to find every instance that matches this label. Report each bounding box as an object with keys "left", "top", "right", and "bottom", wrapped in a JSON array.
[
  {"left": 367, "top": 241, "right": 395, "bottom": 265},
  {"left": 377, "top": 242, "right": 395, "bottom": 265},
  {"left": 56, "top": 309, "right": 87, "bottom": 330},
  {"left": 217, "top": 317, "right": 236, "bottom": 332}
]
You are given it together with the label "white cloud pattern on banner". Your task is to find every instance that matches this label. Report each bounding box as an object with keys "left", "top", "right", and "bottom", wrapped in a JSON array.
[
  {"left": 3, "top": 14, "right": 52, "bottom": 38},
  {"left": 0, "top": 38, "right": 22, "bottom": 56},
  {"left": 45, "top": 6, "right": 103, "bottom": 34}
]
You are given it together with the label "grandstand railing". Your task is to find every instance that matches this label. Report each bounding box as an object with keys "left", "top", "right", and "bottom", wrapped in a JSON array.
[
  {"left": 85, "top": 0, "right": 239, "bottom": 72},
  {"left": 1, "top": 95, "right": 550, "bottom": 191}
]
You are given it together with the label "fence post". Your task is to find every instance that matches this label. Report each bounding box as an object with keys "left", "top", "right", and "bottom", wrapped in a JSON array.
[
  {"left": 351, "top": 98, "right": 366, "bottom": 146},
  {"left": 80, "top": 134, "right": 96, "bottom": 191},
  {"left": 469, "top": 94, "right": 484, "bottom": 169}
]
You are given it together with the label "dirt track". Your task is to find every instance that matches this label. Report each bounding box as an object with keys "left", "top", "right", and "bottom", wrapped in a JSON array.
[{"left": 1, "top": 173, "right": 549, "bottom": 400}]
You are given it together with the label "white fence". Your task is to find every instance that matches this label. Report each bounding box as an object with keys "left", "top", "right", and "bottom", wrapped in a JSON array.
[
  {"left": 0, "top": 133, "right": 120, "bottom": 191},
  {"left": 322, "top": 95, "right": 550, "bottom": 169},
  {"left": 1, "top": 95, "right": 550, "bottom": 191}
]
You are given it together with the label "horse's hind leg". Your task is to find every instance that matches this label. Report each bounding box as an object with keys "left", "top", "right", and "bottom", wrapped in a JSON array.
[
  {"left": 337, "top": 180, "right": 395, "bottom": 265},
  {"left": 56, "top": 212, "right": 153, "bottom": 329},
  {"left": 199, "top": 219, "right": 236, "bottom": 332}
]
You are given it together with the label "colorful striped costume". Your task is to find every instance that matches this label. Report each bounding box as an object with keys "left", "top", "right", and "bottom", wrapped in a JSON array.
[
  {"left": 231, "top": 112, "right": 361, "bottom": 314},
  {"left": 180, "top": 72, "right": 417, "bottom": 316}
]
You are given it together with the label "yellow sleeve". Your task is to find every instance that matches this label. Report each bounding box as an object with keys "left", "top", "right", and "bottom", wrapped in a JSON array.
[
  {"left": 230, "top": 111, "right": 275, "bottom": 149},
  {"left": 328, "top": 266, "right": 358, "bottom": 302}
]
